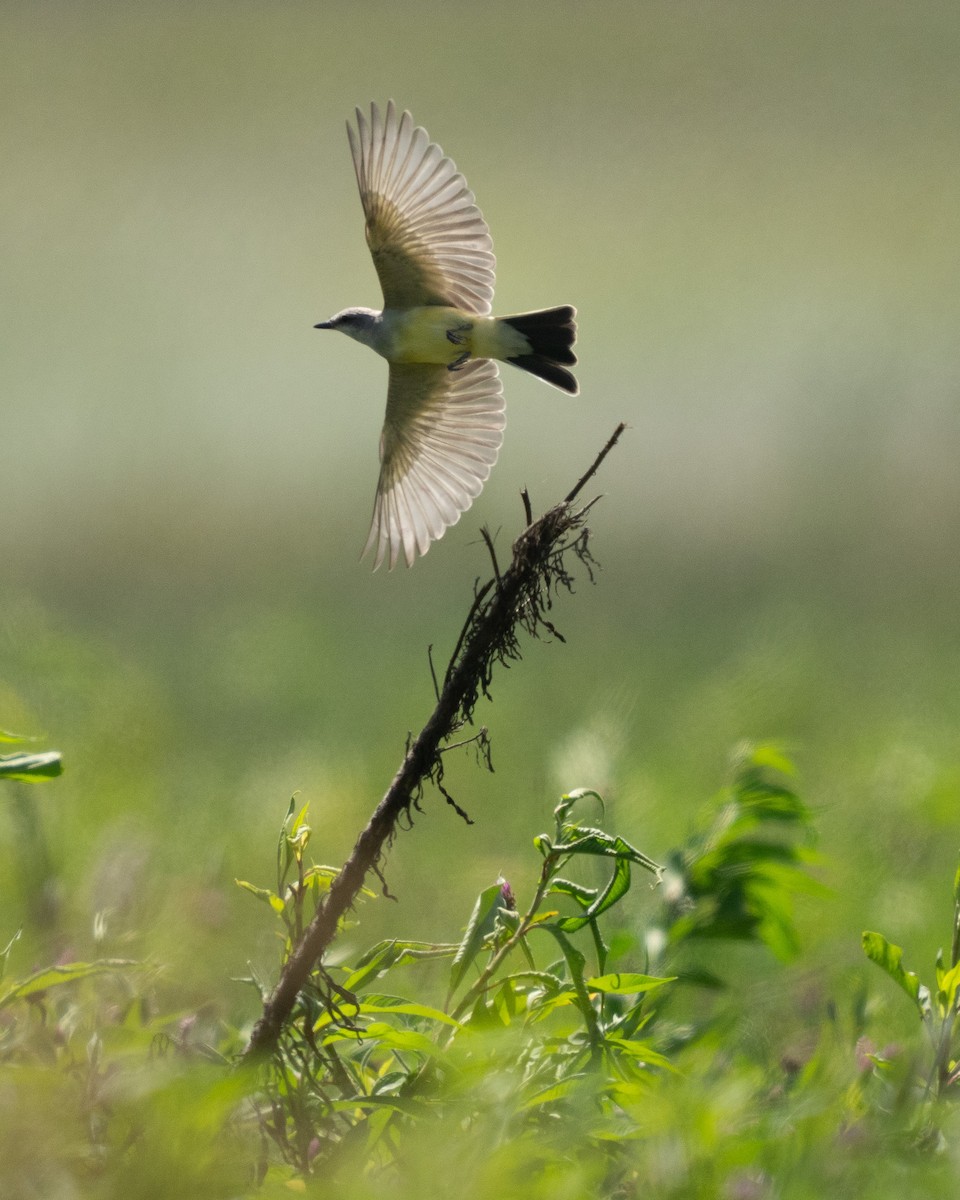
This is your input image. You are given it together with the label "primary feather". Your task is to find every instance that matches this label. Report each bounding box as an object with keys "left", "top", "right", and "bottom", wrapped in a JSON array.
[
  {"left": 364, "top": 358, "right": 505, "bottom": 570},
  {"left": 348, "top": 101, "right": 496, "bottom": 314}
]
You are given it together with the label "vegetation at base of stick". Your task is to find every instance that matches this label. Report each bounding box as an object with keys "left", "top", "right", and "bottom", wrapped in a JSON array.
[{"left": 4, "top": 719, "right": 960, "bottom": 1196}]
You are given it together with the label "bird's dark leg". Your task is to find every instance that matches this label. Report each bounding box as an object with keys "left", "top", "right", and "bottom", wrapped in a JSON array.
[
  {"left": 447, "top": 351, "right": 471, "bottom": 371},
  {"left": 445, "top": 320, "right": 473, "bottom": 346}
]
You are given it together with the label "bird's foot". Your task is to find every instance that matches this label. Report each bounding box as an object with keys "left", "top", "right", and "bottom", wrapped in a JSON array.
[
  {"left": 445, "top": 321, "right": 472, "bottom": 346},
  {"left": 447, "top": 352, "right": 471, "bottom": 371}
]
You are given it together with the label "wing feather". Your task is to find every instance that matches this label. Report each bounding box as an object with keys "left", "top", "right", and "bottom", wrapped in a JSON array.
[
  {"left": 364, "top": 359, "right": 505, "bottom": 569},
  {"left": 348, "top": 101, "right": 496, "bottom": 314}
]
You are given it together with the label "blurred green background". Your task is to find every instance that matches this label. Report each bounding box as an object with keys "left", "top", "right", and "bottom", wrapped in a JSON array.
[{"left": 2, "top": 1, "right": 959, "bottom": 1029}]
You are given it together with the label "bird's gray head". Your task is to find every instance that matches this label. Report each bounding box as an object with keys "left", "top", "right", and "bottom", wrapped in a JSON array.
[{"left": 313, "top": 306, "right": 382, "bottom": 348}]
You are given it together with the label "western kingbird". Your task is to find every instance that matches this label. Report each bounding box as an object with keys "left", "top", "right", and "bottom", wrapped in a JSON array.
[{"left": 315, "top": 101, "right": 578, "bottom": 570}]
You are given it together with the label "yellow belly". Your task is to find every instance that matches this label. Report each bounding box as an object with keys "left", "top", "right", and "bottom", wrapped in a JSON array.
[{"left": 383, "top": 307, "right": 528, "bottom": 365}]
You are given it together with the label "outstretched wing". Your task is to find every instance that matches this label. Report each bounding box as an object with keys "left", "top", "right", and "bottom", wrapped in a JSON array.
[
  {"left": 364, "top": 359, "right": 505, "bottom": 569},
  {"left": 348, "top": 101, "right": 496, "bottom": 315}
]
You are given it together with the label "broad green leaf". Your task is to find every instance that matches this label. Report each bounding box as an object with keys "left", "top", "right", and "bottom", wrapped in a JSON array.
[
  {"left": 354, "top": 994, "right": 459, "bottom": 1027},
  {"left": 493, "top": 977, "right": 520, "bottom": 1025},
  {"left": 556, "top": 855, "right": 634, "bottom": 932},
  {"left": 466, "top": 990, "right": 501, "bottom": 1030},
  {"left": 862, "top": 931, "right": 930, "bottom": 1019},
  {"left": 0, "top": 750, "right": 63, "bottom": 783},
  {"left": 347, "top": 1022, "right": 437, "bottom": 1056},
  {"left": 603, "top": 1035, "right": 677, "bottom": 1071},
  {"left": 0, "top": 958, "right": 140, "bottom": 1007},
  {"left": 448, "top": 883, "right": 506, "bottom": 998},
  {"left": 585, "top": 972, "right": 675, "bottom": 996},
  {"left": 517, "top": 1076, "right": 582, "bottom": 1111}
]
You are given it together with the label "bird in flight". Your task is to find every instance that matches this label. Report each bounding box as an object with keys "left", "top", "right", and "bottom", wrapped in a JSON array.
[{"left": 315, "top": 101, "right": 578, "bottom": 570}]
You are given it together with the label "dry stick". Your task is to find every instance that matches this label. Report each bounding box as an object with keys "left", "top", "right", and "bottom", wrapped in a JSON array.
[{"left": 242, "top": 423, "right": 627, "bottom": 1061}]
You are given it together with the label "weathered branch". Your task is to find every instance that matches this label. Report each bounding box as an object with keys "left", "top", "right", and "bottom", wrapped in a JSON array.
[{"left": 241, "top": 423, "right": 626, "bottom": 1061}]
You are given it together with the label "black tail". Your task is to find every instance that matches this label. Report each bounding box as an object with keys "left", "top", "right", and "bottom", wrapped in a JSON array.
[{"left": 501, "top": 305, "right": 578, "bottom": 394}]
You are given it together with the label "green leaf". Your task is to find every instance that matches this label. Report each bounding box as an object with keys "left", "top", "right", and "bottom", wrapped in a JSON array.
[
  {"left": 328, "top": 1021, "right": 437, "bottom": 1057},
  {"left": 329, "top": 1094, "right": 427, "bottom": 1117},
  {"left": 556, "top": 855, "right": 634, "bottom": 933},
  {"left": 0, "top": 729, "right": 34, "bottom": 744},
  {"left": 353, "top": 994, "right": 459, "bottom": 1027},
  {"left": 234, "top": 879, "right": 285, "bottom": 913},
  {"left": 300, "top": 864, "right": 340, "bottom": 890},
  {"left": 537, "top": 925, "right": 599, "bottom": 1042},
  {"left": 554, "top": 788, "right": 604, "bottom": 826},
  {"left": 745, "top": 743, "right": 797, "bottom": 777},
  {"left": 0, "top": 958, "right": 140, "bottom": 1008},
  {"left": 276, "top": 795, "right": 298, "bottom": 889},
  {"left": 516, "top": 1076, "right": 582, "bottom": 1111},
  {"left": 523, "top": 989, "right": 579, "bottom": 1022},
  {"left": 0, "top": 750, "right": 63, "bottom": 783},
  {"left": 549, "top": 877, "right": 597, "bottom": 907},
  {"left": 935, "top": 957, "right": 960, "bottom": 1019},
  {"left": 493, "top": 977, "right": 521, "bottom": 1025},
  {"left": 499, "top": 969, "right": 567, "bottom": 995},
  {"left": 862, "top": 931, "right": 930, "bottom": 1019},
  {"left": 603, "top": 1035, "right": 677, "bottom": 1071},
  {"left": 343, "top": 939, "right": 457, "bottom": 992},
  {"left": 554, "top": 827, "right": 662, "bottom": 878},
  {"left": 585, "top": 972, "right": 675, "bottom": 996},
  {"left": 465, "top": 990, "right": 501, "bottom": 1030},
  {"left": 448, "top": 884, "right": 507, "bottom": 998}
]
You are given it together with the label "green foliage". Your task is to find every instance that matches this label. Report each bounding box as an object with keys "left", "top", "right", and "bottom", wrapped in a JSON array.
[
  {"left": 863, "top": 852, "right": 960, "bottom": 1106},
  {"left": 0, "top": 728, "right": 62, "bottom": 783},
  {"left": 243, "top": 785, "right": 672, "bottom": 1183},
  {"left": 0, "top": 956, "right": 140, "bottom": 1008},
  {"left": 6, "top": 735, "right": 960, "bottom": 1196},
  {"left": 651, "top": 740, "right": 821, "bottom": 969},
  {"left": 0, "top": 920, "right": 251, "bottom": 1198},
  {"left": 862, "top": 931, "right": 929, "bottom": 1018},
  {"left": 233, "top": 745, "right": 826, "bottom": 1191}
]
